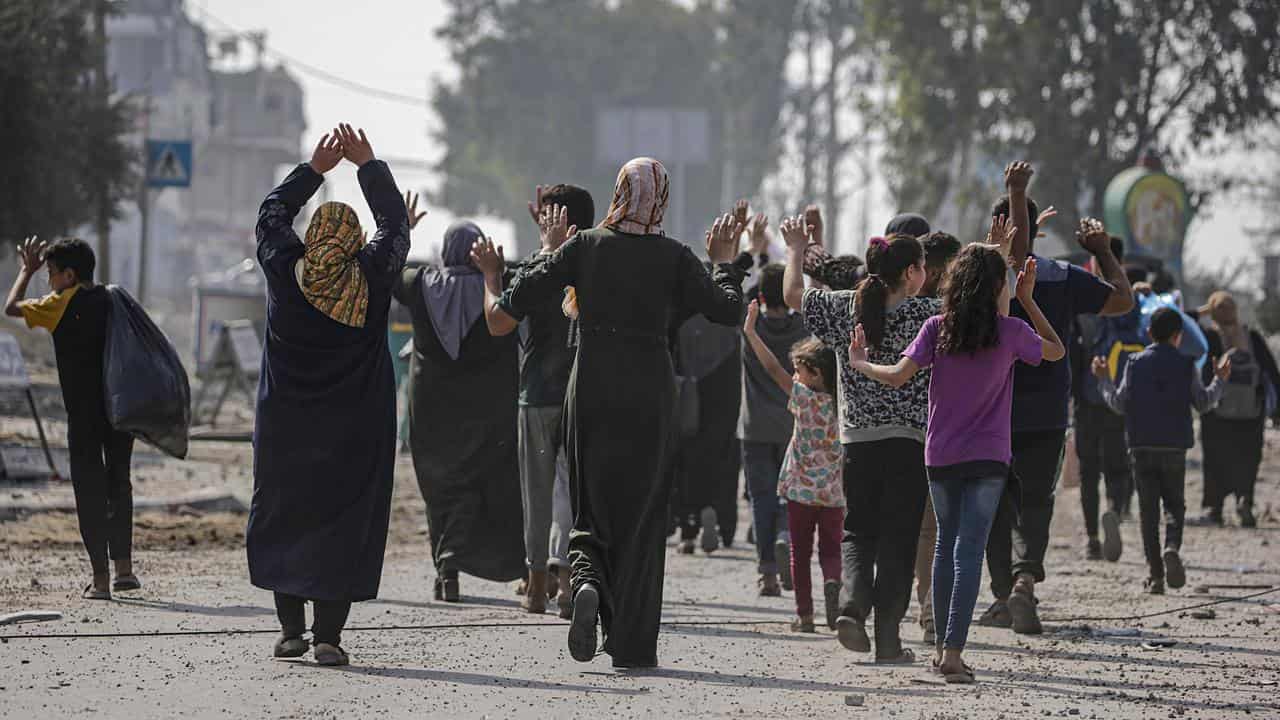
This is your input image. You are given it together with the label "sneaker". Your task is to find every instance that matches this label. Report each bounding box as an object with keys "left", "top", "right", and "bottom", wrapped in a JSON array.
[
  {"left": 1101, "top": 510, "right": 1123, "bottom": 562},
  {"left": 1163, "top": 550, "right": 1186, "bottom": 589},
  {"left": 774, "top": 537, "right": 793, "bottom": 592},
  {"left": 976, "top": 601, "right": 1012, "bottom": 628},
  {"left": 823, "top": 580, "right": 841, "bottom": 631},
  {"left": 758, "top": 573, "right": 782, "bottom": 598},
  {"left": 835, "top": 616, "right": 871, "bottom": 653},
  {"left": 1008, "top": 578, "right": 1042, "bottom": 635},
  {"left": 1084, "top": 538, "right": 1102, "bottom": 561},
  {"left": 699, "top": 507, "right": 719, "bottom": 554},
  {"left": 1145, "top": 577, "right": 1165, "bottom": 595},
  {"left": 1190, "top": 509, "right": 1224, "bottom": 527},
  {"left": 567, "top": 584, "right": 600, "bottom": 662}
]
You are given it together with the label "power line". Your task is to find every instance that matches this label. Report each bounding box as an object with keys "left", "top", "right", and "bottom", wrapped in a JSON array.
[{"left": 191, "top": 3, "right": 429, "bottom": 109}]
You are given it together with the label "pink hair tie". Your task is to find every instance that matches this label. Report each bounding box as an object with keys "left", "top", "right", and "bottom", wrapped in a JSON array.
[{"left": 868, "top": 236, "right": 888, "bottom": 250}]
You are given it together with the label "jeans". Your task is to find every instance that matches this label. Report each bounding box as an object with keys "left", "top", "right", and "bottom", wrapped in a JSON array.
[
  {"left": 914, "top": 491, "right": 936, "bottom": 628},
  {"left": 1131, "top": 450, "right": 1187, "bottom": 580},
  {"left": 1200, "top": 415, "right": 1265, "bottom": 513},
  {"left": 931, "top": 473, "right": 1006, "bottom": 650},
  {"left": 743, "top": 440, "right": 788, "bottom": 573},
  {"left": 987, "top": 429, "right": 1065, "bottom": 599},
  {"left": 518, "top": 406, "right": 572, "bottom": 570},
  {"left": 786, "top": 500, "right": 842, "bottom": 618},
  {"left": 274, "top": 592, "right": 352, "bottom": 647},
  {"left": 67, "top": 417, "right": 135, "bottom": 574},
  {"left": 841, "top": 438, "right": 928, "bottom": 658},
  {"left": 1075, "top": 402, "right": 1133, "bottom": 535}
]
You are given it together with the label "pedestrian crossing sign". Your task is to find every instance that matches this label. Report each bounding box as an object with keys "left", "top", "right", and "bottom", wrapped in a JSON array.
[{"left": 146, "top": 140, "right": 193, "bottom": 188}]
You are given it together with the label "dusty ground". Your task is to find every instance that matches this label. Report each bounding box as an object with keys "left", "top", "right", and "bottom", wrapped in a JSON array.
[{"left": 1, "top": 419, "right": 1278, "bottom": 719}]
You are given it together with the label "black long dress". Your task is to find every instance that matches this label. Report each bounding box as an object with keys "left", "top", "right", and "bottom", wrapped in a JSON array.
[
  {"left": 393, "top": 269, "right": 526, "bottom": 583},
  {"left": 505, "top": 228, "right": 744, "bottom": 666},
  {"left": 247, "top": 161, "right": 409, "bottom": 602}
]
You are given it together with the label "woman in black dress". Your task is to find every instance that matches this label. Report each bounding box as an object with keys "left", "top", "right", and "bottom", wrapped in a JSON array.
[
  {"left": 394, "top": 221, "right": 526, "bottom": 601},
  {"left": 248, "top": 125, "right": 409, "bottom": 667},
  {"left": 501, "top": 158, "right": 745, "bottom": 669}
]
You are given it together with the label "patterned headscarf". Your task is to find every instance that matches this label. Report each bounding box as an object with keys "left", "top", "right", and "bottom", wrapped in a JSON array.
[
  {"left": 601, "top": 157, "right": 669, "bottom": 236},
  {"left": 301, "top": 201, "right": 368, "bottom": 328}
]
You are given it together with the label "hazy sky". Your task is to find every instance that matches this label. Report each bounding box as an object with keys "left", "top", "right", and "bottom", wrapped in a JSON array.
[{"left": 198, "top": 0, "right": 1268, "bottom": 284}]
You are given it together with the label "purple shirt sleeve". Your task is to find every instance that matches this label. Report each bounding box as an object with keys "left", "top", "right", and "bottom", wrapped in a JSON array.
[
  {"left": 903, "top": 316, "right": 940, "bottom": 369},
  {"left": 1007, "top": 316, "right": 1044, "bottom": 366},
  {"left": 1067, "top": 263, "right": 1114, "bottom": 317}
]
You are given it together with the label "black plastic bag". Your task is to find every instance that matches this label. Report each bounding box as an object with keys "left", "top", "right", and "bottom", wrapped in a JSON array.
[{"left": 102, "top": 286, "right": 191, "bottom": 459}]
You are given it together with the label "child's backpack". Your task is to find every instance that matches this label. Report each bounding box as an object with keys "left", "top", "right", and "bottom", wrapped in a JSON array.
[{"left": 1216, "top": 343, "right": 1264, "bottom": 420}]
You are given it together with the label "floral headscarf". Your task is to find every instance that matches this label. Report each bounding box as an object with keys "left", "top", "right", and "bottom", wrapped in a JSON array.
[
  {"left": 601, "top": 157, "right": 669, "bottom": 236},
  {"left": 300, "top": 201, "right": 368, "bottom": 328}
]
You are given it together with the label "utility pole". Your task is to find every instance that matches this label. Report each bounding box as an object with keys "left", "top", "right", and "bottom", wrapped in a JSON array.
[
  {"left": 138, "top": 93, "right": 152, "bottom": 305},
  {"left": 93, "top": 0, "right": 112, "bottom": 284}
]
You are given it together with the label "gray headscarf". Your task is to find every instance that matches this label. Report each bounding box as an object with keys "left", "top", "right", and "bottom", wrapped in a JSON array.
[{"left": 420, "top": 221, "right": 487, "bottom": 361}]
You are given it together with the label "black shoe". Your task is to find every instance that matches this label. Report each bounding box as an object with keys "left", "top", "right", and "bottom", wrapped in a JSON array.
[
  {"left": 438, "top": 576, "right": 460, "bottom": 603},
  {"left": 835, "top": 615, "right": 871, "bottom": 652},
  {"left": 1008, "top": 583, "right": 1042, "bottom": 635},
  {"left": 774, "top": 537, "right": 793, "bottom": 591},
  {"left": 1163, "top": 550, "right": 1186, "bottom": 589},
  {"left": 1145, "top": 577, "right": 1165, "bottom": 595},
  {"left": 1239, "top": 506, "right": 1257, "bottom": 529},
  {"left": 976, "top": 601, "right": 1011, "bottom": 629},
  {"left": 1101, "top": 511, "right": 1123, "bottom": 562},
  {"left": 823, "top": 580, "right": 841, "bottom": 631},
  {"left": 699, "top": 507, "right": 719, "bottom": 554},
  {"left": 273, "top": 635, "right": 309, "bottom": 659},
  {"left": 1084, "top": 538, "right": 1103, "bottom": 561},
  {"left": 1191, "top": 509, "right": 1224, "bottom": 527},
  {"left": 677, "top": 539, "right": 696, "bottom": 555},
  {"left": 568, "top": 584, "right": 600, "bottom": 663}
]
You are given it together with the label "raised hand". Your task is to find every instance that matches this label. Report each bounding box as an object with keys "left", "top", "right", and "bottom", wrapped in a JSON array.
[
  {"left": 1004, "top": 161, "right": 1034, "bottom": 193},
  {"left": 539, "top": 204, "right": 576, "bottom": 253},
  {"left": 743, "top": 298, "right": 760, "bottom": 335},
  {"left": 1035, "top": 205, "right": 1058, "bottom": 237},
  {"left": 733, "top": 199, "right": 750, "bottom": 228},
  {"left": 1091, "top": 356, "right": 1110, "bottom": 380},
  {"left": 404, "top": 191, "right": 427, "bottom": 230},
  {"left": 779, "top": 215, "right": 812, "bottom": 251},
  {"left": 336, "top": 123, "right": 375, "bottom": 167},
  {"left": 526, "top": 185, "right": 547, "bottom": 226},
  {"left": 308, "top": 132, "right": 344, "bottom": 174},
  {"left": 469, "top": 236, "right": 505, "bottom": 277},
  {"left": 803, "top": 205, "right": 824, "bottom": 247},
  {"left": 848, "top": 323, "right": 869, "bottom": 365},
  {"left": 1215, "top": 353, "right": 1233, "bottom": 382},
  {"left": 987, "top": 213, "right": 1017, "bottom": 261},
  {"left": 1015, "top": 256, "right": 1038, "bottom": 303},
  {"left": 17, "top": 236, "right": 45, "bottom": 274},
  {"left": 705, "top": 213, "right": 743, "bottom": 264},
  {"left": 1076, "top": 217, "right": 1110, "bottom": 255},
  {"left": 746, "top": 213, "right": 770, "bottom": 256}
]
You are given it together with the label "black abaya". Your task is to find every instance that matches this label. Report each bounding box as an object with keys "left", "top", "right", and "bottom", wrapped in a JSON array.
[{"left": 504, "top": 228, "right": 744, "bottom": 666}]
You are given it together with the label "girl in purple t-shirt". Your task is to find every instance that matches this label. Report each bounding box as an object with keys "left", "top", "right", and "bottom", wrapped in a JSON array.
[{"left": 848, "top": 244, "right": 1065, "bottom": 683}]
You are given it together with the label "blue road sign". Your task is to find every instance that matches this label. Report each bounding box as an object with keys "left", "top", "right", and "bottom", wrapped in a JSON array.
[{"left": 146, "top": 140, "right": 192, "bottom": 188}]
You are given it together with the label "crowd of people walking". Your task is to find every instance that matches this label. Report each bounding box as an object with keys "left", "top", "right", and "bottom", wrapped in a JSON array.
[{"left": 11, "top": 123, "right": 1277, "bottom": 681}]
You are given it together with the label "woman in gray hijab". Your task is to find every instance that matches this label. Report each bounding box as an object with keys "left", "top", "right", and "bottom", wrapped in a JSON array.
[{"left": 393, "top": 221, "right": 526, "bottom": 601}]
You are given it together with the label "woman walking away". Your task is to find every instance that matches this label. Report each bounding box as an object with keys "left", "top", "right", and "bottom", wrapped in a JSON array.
[
  {"left": 500, "top": 157, "right": 745, "bottom": 669},
  {"left": 783, "top": 224, "right": 934, "bottom": 664},
  {"left": 395, "top": 222, "right": 526, "bottom": 601},
  {"left": 742, "top": 302, "right": 844, "bottom": 632},
  {"left": 1196, "top": 291, "right": 1280, "bottom": 528},
  {"left": 849, "top": 243, "right": 1064, "bottom": 683},
  {"left": 248, "top": 125, "right": 410, "bottom": 667}
]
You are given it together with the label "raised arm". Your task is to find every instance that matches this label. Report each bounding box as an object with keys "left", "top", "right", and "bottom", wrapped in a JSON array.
[
  {"left": 504, "top": 204, "right": 580, "bottom": 317},
  {"left": 256, "top": 134, "right": 337, "bottom": 261},
  {"left": 471, "top": 236, "right": 519, "bottom": 337},
  {"left": 1077, "top": 218, "right": 1134, "bottom": 317},
  {"left": 742, "top": 300, "right": 794, "bottom": 394},
  {"left": 1004, "top": 162, "right": 1033, "bottom": 267},
  {"left": 1192, "top": 355, "right": 1231, "bottom": 414},
  {"left": 1015, "top": 258, "right": 1066, "bottom": 362},
  {"left": 781, "top": 214, "right": 811, "bottom": 311},
  {"left": 847, "top": 324, "right": 921, "bottom": 389},
  {"left": 677, "top": 214, "right": 746, "bottom": 326},
  {"left": 4, "top": 237, "right": 45, "bottom": 319},
  {"left": 1093, "top": 358, "right": 1127, "bottom": 415},
  {"left": 333, "top": 125, "right": 410, "bottom": 282}
]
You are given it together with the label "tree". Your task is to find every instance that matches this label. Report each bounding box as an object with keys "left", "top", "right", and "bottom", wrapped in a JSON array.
[
  {"left": 864, "top": 1, "right": 1280, "bottom": 238},
  {"left": 433, "top": 0, "right": 796, "bottom": 254},
  {"left": 0, "top": 1, "right": 134, "bottom": 249}
]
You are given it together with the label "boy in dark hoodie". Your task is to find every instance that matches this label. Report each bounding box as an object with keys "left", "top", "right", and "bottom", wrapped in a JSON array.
[{"left": 1093, "top": 308, "right": 1230, "bottom": 594}]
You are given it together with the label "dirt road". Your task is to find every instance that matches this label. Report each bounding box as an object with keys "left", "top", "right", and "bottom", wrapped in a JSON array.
[{"left": 2, "top": 437, "right": 1278, "bottom": 719}]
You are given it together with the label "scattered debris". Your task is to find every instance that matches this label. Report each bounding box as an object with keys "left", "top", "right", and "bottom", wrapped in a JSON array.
[
  {"left": 1190, "top": 608, "right": 1216, "bottom": 620},
  {"left": 844, "top": 694, "right": 865, "bottom": 707}
]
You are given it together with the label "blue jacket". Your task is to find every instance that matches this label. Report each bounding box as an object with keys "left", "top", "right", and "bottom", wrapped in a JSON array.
[{"left": 1098, "top": 343, "right": 1224, "bottom": 450}]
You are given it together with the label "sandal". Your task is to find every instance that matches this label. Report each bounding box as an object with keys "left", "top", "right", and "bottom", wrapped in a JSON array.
[
  {"left": 930, "top": 657, "right": 975, "bottom": 683},
  {"left": 790, "top": 617, "right": 816, "bottom": 633},
  {"left": 112, "top": 574, "right": 142, "bottom": 592},
  {"left": 82, "top": 584, "right": 111, "bottom": 601}
]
